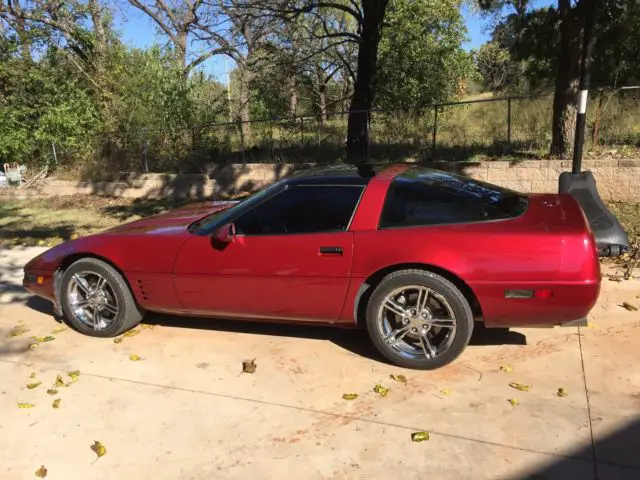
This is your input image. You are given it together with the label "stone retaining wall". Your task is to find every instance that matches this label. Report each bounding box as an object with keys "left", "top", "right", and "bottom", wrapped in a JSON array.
[{"left": 2, "top": 158, "right": 639, "bottom": 201}]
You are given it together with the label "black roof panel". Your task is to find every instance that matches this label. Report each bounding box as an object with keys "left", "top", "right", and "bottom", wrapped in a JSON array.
[{"left": 284, "top": 164, "right": 381, "bottom": 186}]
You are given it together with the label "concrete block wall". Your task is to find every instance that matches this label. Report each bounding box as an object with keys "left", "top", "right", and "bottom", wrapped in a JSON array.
[
  {"left": 434, "top": 158, "right": 640, "bottom": 201},
  {"left": 1, "top": 158, "right": 639, "bottom": 201}
]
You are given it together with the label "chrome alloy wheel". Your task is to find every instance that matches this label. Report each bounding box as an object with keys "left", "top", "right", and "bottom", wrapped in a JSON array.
[
  {"left": 376, "top": 285, "right": 457, "bottom": 360},
  {"left": 66, "top": 271, "right": 119, "bottom": 331}
]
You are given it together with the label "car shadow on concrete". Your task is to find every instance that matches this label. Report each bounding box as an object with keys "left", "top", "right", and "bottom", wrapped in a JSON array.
[
  {"left": 20, "top": 297, "right": 527, "bottom": 365},
  {"left": 143, "top": 313, "right": 527, "bottom": 365}
]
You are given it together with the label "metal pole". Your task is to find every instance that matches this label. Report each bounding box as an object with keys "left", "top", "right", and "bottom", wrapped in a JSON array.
[
  {"left": 507, "top": 97, "right": 512, "bottom": 144},
  {"left": 432, "top": 107, "right": 438, "bottom": 153},
  {"left": 572, "top": 0, "right": 596, "bottom": 174},
  {"left": 300, "top": 115, "right": 304, "bottom": 143}
]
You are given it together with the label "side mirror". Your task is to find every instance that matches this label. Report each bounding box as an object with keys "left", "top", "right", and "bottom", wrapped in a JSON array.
[{"left": 213, "top": 223, "right": 236, "bottom": 243}]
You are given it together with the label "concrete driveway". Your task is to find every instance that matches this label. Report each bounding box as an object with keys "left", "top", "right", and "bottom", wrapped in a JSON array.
[{"left": 1, "top": 246, "right": 639, "bottom": 480}]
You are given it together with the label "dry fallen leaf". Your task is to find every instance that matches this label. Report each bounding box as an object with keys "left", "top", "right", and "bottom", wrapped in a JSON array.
[
  {"left": 27, "top": 343, "right": 38, "bottom": 351},
  {"left": 411, "top": 431, "right": 430, "bottom": 442},
  {"left": 46, "top": 388, "right": 58, "bottom": 396},
  {"left": 140, "top": 324, "right": 156, "bottom": 330},
  {"left": 587, "top": 322, "right": 598, "bottom": 329},
  {"left": 509, "top": 382, "right": 531, "bottom": 392},
  {"left": 29, "top": 372, "right": 37, "bottom": 379},
  {"left": 26, "top": 381, "right": 42, "bottom": 390},
  {"left": 242, "top": 358, "right": 257, "bottom": 374},
  {"left": 52, "top": 399, "right": 61, "bottom": 409},
  {"left": 54, "top": 375, "right": 67, "bottom": 388},
  {"left": 51, "top": 326, "right": 68, "bottom": 334},
  {"left": 113, "top": 336, "right": 123, "bottom": 344},
  {"left": 507, "top": 398, "right": 519, "bottom": 406},
  {"left": 373, "top": 384, "right": 390, "bottom": 397},
  {"left": 557, "top": 387, "right": 568, "bottom": 397},
  {"left": 35, "top": 465, "right": 47, "bottom": 478},
  {"left": 621, "top": 302, "right": 638, "bottom": 312},
  {"left": 34, "top": 336, "right": 55, "bottom": 343},
  {"left": 68, "top": 371, "right": 80, "bottom": 382},
  {"left": 129, "top": 354, "right": 141, "bottom": 361},
  {"left": 18, "top": 403, "right": 35, "bottom": 409},
  {"left": 342, "top": 393, "right": 358, "bottom": 400},
  {"left": 123, "top": 328, "right": 141, "bottom": 338},
  {"left": 90, "top": 441, "right": 106, "bottom": 460},
  {"left": 499, "top": 365, "right": 513, "bottom": 373},
  {"left": 389, "top": 374, "right": 408, "bottom": 384},
  {"left": 6, "top": 324, "right": 30, "bottom": 337},
  {"left": 440, "top": 388, "right": 451, "bottom": 396}
]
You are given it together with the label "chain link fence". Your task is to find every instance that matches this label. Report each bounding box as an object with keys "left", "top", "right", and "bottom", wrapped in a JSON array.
[{"left": 95, "top": 86, "right": 640, "bottom": 174}]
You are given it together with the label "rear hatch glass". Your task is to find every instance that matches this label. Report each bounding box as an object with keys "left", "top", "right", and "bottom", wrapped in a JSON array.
[{"left": 380, "top": 167, "right": 529, "bottom": 228}]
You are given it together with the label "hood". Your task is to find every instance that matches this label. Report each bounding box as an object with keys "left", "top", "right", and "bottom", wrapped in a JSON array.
[{"left": 104, "top": 201, "right": 237, "bottom": 235}]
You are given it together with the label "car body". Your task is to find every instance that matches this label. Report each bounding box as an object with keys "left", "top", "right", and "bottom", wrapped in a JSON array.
[{"left": 23, "top": 164, "right": 601, "bottom": 369}]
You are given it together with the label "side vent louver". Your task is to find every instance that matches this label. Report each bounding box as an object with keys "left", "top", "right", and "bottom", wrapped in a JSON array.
[{"left": 136, "top": 280, "right": 150, "bottom": 301}]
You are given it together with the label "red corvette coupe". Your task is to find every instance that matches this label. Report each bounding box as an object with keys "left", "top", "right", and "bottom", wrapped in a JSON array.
[{"left": 24, "top": 164, "right": 601, "bottom": 369}]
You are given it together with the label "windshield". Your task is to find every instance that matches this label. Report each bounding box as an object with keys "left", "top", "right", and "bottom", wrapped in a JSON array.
[{"left": 190, "top": 182, "right": 286, "bottom": 235}]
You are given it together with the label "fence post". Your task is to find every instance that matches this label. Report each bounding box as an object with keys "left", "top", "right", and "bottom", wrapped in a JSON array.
[
  {"left": 432, "top": 106, "right": 438, "bottom": 154},
  {"left": 270, "top": 118, "right": 275, "bottom": 162},
  {"left": 51, "top": 141, "right": 58, "bottom": 166},
  {"left": 143, "top": 130, "right": 149, "bottom": 173},
  {"left": 507, "top": 97, "right": 512, "bottom": 144},
  {"left": 239, "top": 120, "right": 246, "bottom": 164},
  {"left": 300, "top": 115, "right": 304, "bottom": 144}
]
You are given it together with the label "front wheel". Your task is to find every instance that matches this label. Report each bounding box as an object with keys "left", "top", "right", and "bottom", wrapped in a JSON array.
[
  {"left": 366, "top": 269, "right": 474, "bottom": 370},
  {"left": 60, "top": 258, "right": 143, "bottom": 337}
]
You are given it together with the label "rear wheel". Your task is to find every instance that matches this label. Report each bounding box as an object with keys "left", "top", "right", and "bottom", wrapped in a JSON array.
[
  {"left": 60, "top": 258, "right": 142, "bottom": 337},
  {"left": 366, "top": 269, "right": 474, "bottom": 370}
]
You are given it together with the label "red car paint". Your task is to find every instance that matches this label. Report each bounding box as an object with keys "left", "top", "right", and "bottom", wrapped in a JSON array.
[{"left": 23, "top": 165, "right": 601, "bottom": 328}]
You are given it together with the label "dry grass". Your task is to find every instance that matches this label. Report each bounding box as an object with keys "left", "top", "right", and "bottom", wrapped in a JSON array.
[{"left": 0, "top": 196, "right": 196, "bottom": 247}]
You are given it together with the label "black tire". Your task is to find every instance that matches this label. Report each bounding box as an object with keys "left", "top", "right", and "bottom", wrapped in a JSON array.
[
  {"left": 60, "top": 258, "right": 143, "bottom": 337},
  {"left": 365, "top": 269, "right": 474, "bottom": 370}
]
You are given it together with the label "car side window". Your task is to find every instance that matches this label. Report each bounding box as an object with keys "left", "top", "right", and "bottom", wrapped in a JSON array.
[
  {"left": 234, "top": 185, "right": 364, "bottom": 236},
  {"left": 380, "top": 174, "right": 527, "bottom": 229}
]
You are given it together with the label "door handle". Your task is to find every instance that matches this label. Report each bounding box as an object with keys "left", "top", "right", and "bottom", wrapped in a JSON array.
[{"left": 319, "top": 246, "right": 343, "bottom": 255}]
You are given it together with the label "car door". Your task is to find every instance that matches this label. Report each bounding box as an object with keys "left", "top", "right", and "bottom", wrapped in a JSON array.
[{"left": 173, "top": 184, "right": 365, "bottom": 322}]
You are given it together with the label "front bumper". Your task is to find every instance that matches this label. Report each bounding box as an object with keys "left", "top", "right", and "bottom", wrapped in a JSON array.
[{"left": 23, "top": 269, "right": 62, "bottom": 315}]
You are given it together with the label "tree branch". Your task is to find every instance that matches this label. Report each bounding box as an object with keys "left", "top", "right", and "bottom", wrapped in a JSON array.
[{"left": 127, "top": 0, "right": 179, "bottom": 44}]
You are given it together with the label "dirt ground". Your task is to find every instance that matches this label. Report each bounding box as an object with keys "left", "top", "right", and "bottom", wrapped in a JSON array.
[{"left": 1, "top": 246, "right": 639, "bottom": 480}]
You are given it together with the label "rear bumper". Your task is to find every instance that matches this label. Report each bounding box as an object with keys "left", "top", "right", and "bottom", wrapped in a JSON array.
[
  {"left": 472, "top": 280, "right": 601, "bottom": 328},
  {"left": 558, "top": 317, "right": 588, "bottom": 327}
]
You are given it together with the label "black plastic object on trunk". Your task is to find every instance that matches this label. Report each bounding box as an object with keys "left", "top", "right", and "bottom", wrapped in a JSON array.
[{"left": 559, "top": 171, "right": 629, "bottom": 257}]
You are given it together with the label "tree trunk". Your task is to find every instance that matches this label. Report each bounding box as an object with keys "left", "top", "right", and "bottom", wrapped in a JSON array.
[
  {"left": 318, "top": 83, "right": 327, "bottom": 124},
  {"left": 550, "top": 0, "right": 584, "bottom": 158},
  {"left": 591, "top": 90, "right": 605, "bottom": 146},
  {"left": 346, "top": 0, "right": 389, "bottom": 160},
  {"left": 88, "top": 0, "right": 107, "bottom": 86},
  {"left": 15, "top": 16, "right": 31, "bottom": 61},
  {"left": 177, "top": 29, "right": 188, "bottom": 74},
  {"left": 315, "top": 66, "right": 328, "bottom": 124},
  {"left": 238, "top": 67, "right": 253, "bottom": 143},
  {"left": 288, "top": 72, "right": 297, "bottom": 117}
]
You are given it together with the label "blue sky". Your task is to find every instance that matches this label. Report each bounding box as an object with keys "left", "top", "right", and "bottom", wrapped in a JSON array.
[{"left": 114, "top": 1, "right": 555, "bottom": 81}]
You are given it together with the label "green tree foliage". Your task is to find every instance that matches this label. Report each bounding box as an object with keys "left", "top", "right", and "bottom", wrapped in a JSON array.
[
  {"left": 477, "top": 1, "right": 640, "bottom": 91},
  {"left": 0, "top": 38, "right": 98, "bottom": 164},
  {"left": 377, "top": 0, "right": 474, "bottom": 110}
]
